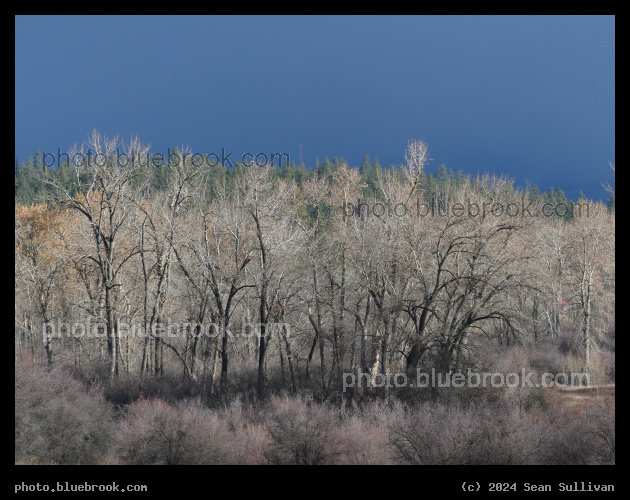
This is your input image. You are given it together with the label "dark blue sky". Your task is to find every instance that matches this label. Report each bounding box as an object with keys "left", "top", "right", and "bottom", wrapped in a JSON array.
[{"left": 15, "top": 15, "right": 614, "bottom": 200}]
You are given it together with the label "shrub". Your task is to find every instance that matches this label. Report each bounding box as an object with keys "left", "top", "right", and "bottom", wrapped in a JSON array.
[
  {"left": 541, "top": 396, "right": 615, "bottom": 465},
  {"left": 383, "top": 400, "right": 543, "bottom": 465},
  {"left": 15, "top": 363, "right": 113, "bottom": 464},
  {"left": 336, "top": 416, "right": 393, "bottom": 464},
  {"left": 260, "top": 396, "right": 341, "bottom": 465},
  {"left": 114, "top": 398, "right": 234, "bottom": 464}
]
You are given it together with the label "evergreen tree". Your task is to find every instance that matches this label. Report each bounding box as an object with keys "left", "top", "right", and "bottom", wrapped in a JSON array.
[
  {"left": 436, "top": 163, "right": 452, "bottom": 199},
  {"left": 436, "top": 163, "right": 449, "bottom": 185},
  {"left": 456, "top": 169, "right": 466, "bottom": 189},
  {"left": 360, "top": 154, "right": 371, "bottom": 174},
  {"left": 34, "top": 148, "right": 43, "bottom": 172},
  {"left": 318, "top": 156, "right": 333, "bottom": 180},
  {"left": 424, "top": 173, "right": 437, "bottom": 204},
  {"left": 360, "top": 155, "right": 375, "bottom": 197},
  {"left": 530, "top": 184, "right": 540, "bottom": 203},
  {"left": 555, "top": 188, "right": 568, "bottom": 207},
  {"left": 15, "top": 157, "right": 39, "bottom": 205},
  {"left": 607, "top": 192, "right": 615, "bottom": 212}
]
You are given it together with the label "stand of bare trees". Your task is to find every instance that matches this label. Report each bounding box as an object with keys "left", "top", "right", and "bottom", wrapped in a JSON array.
[
  {"left": 15, "top": 132, "right": 615, "bottom": 465},
  {"left": 16, "top": 132, "right": 614, "bottom": 402}
]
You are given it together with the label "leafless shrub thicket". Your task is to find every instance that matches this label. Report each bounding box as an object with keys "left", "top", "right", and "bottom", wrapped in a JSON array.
[{"left": 15, "top": 358, "right": 614, "bottom": 465}]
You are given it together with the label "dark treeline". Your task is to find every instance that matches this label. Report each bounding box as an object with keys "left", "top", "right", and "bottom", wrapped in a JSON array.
[{"left": 16, "top": 145, "right": 604, "bottom": 213}]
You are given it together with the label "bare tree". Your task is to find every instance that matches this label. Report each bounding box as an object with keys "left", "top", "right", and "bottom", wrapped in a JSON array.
[
  {"left": 136, "top": 146, "right": 205, "bottom": 377},
  {"left": 43, "top": 130, "right": 150, "bottom": 376},
  {"left": 566, "top": 202, "right": 614, "bottom": 377},
  {"left": 172, "top": 183, "right": 254, "bottom": 398},
  {"left": 238, "top": 165, "right": 303, "bottom": 397},
  {"left": 15, "top": 204, "right": 68, "bottom": 366},
  {"left": 402, "top": 138, "right": 430, "bottom": 203}
]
